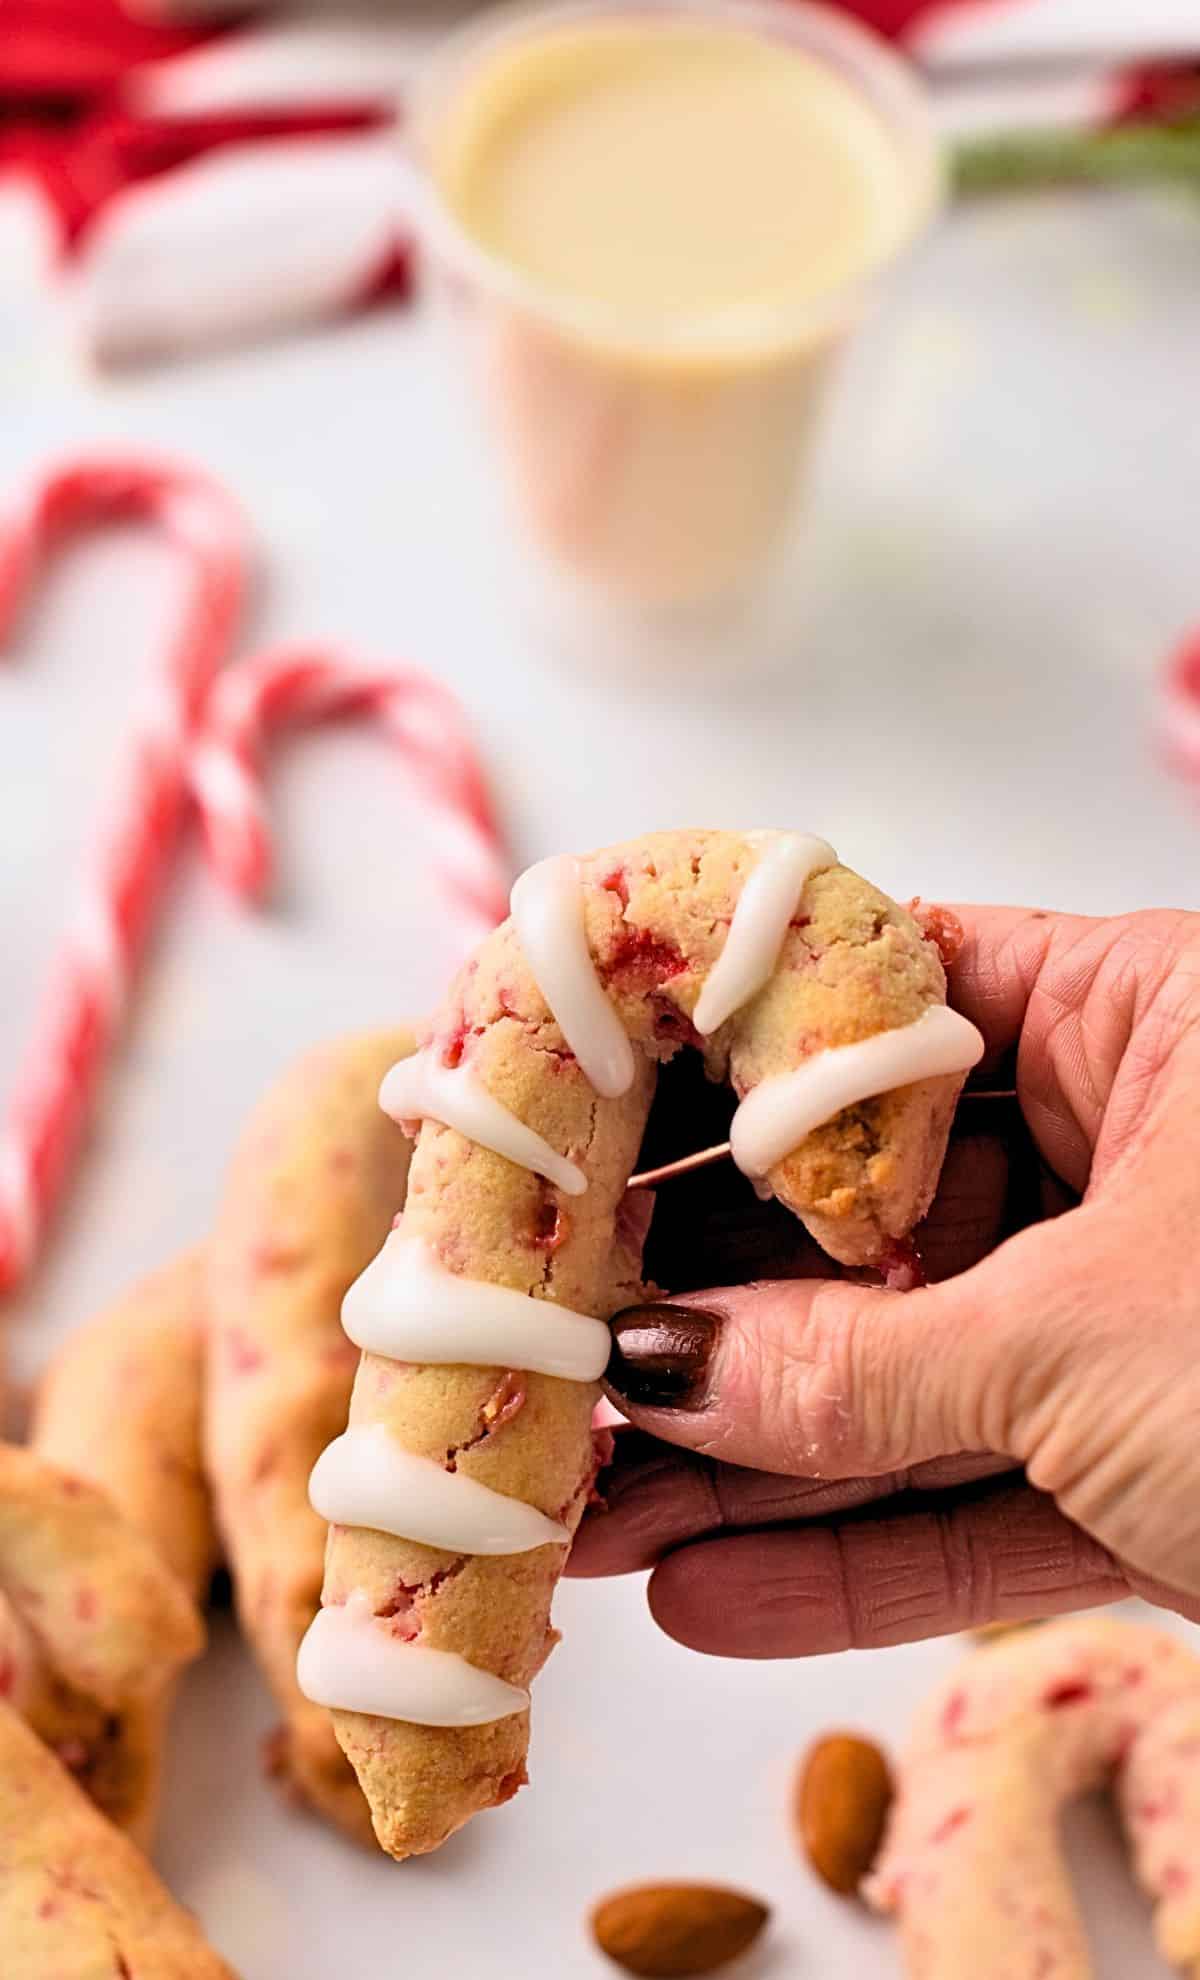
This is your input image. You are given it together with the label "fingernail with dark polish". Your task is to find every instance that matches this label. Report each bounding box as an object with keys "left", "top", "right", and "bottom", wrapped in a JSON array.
[{"left": 606, "top": 1303, "right": 722, "bottom": 1410}]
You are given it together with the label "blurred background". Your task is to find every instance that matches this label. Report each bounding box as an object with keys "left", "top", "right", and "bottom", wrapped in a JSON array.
[{"left": 2, "top": 0, "right": 1199, "bottom": 1973}]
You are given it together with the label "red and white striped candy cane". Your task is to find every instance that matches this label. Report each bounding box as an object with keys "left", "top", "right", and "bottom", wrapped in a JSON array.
[
  {"left": 0, "top": 457, "right": 249, "bottom": 1295},
  {"left": 190, "top": 645, "right": 509, "bottom": 949},
  {"left": 1159, "top": 630, "right": 1200, "bottom": 783}
]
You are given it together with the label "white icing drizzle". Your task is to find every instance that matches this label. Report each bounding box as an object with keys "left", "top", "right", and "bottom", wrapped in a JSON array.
[
  {"left": 379, "top": 1049, "right": 587, "bottom": 1197},
  {"left": 510, "top": 855, "right": 635, "bottom": 1099},
  {"left": 730, "top": 1004, "right": 984, "bottom": 1178},
  {"left": 694, "top": 832, "right": 838, "bottom": 1036},
  {"left": 343, "top": 1236, "right": 611, "bottom": 1382},
  {"left": 310, "top": 1425, "right": 569, "bottom": 1555},
  {"left": 297, "top": 1595, "right": 529, "bottom": 1727}
]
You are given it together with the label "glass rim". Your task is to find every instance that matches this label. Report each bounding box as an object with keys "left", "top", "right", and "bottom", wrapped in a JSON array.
[{"left": 401, "top": 0, "right": 946, "bottom": 363}]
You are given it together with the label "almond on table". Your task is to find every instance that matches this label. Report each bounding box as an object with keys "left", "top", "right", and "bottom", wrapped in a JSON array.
[
  {"left": 794, "top": 1731, "right": 894, "bottom": 1896},
  {"left": 590, "top": 1881, "right": 770, "bottom": 1978}
]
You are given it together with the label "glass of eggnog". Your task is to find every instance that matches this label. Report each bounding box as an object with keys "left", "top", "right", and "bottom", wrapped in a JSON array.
[{"left": 406, "top": 0, "right": 941, "bottom": 612}]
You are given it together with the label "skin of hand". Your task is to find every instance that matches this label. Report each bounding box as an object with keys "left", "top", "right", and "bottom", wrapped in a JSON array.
[{"left": 570, "top": 907, "right": 1200, "bottom": 1658}]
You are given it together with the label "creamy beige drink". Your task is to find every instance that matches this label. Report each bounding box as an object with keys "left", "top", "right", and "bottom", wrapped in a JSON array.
[{"left": 414, "top": 2, "right": 938, "bottom": 606}]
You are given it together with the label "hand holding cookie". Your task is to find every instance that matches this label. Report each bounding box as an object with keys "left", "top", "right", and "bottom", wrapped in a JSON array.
[{"left": 578, "top": 907, "right": 1200, "bottom": 1650}]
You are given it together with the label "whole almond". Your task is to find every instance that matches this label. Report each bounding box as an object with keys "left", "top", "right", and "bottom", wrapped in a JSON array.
[
  {"left": 795, "top": 1732, "right": 894, "bottom": 1895},
  {"left": 591, "top": 1882, "right": 769, "bottom": 1976}
]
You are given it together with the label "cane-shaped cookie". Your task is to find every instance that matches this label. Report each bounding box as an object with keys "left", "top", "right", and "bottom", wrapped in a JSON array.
[
  {"left": 868, "top": 1616, "right": 1200, "bottom": 1979},
  {"left": 302, "top": 831, "right": 982, "bottom": 1857},
  {"left": 30, "top": 1249, "right": 217, "bottom": 1845},
  {"left": 206, "top": 1030, "right": 416, "bottom": 1840}
]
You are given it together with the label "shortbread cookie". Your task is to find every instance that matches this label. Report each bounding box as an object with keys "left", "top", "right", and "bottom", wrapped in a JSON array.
[
  {"left": 303, "top": 832, "right": 981, "bottom": 1858},
  {"left": 29, "top": 1250, "right": 215, "bottom": 1846},
  {"left": 33, "top": 1249, "right": 216, "bottom": 1603},
  {"left": 0, "top": 1443, "right": 204, "bottom": 1841},
  {"left": 207, "top": 1030, "right": 416, "bottom": 1840},
  {"left": 867, "top": 1616, "right": 1200, "bottom": 1978},
  {"left": 0, "top": 1698, "right": 237, "bottom": 1977}
]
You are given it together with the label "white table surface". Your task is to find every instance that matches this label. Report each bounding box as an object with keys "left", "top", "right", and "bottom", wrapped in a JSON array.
[{"left": 2, "top": 146, "right": 1199, "bottom": 1980}]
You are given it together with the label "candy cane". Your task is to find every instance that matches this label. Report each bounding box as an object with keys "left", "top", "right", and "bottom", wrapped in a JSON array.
[
  {"left": 0, "top": 458, "right": 250, "bottom": 1295},
  {"left": 1159, "top": 630, "right": 1200, "bottom": 782},
  {"left": 190, "top": 645, "right": 510, "bottom": 948}
]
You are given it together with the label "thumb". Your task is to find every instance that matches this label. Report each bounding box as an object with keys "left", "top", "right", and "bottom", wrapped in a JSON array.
[{"left": 604, "top": 1232, "right": 1051, "bottom": 1480}]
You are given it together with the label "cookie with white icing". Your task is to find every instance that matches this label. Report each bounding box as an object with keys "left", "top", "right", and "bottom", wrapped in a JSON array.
[{"left": 301, "top": 830, "right": 982, "bottom": 1858}]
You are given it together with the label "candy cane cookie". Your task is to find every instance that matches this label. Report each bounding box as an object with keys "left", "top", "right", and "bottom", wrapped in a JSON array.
[
  {"left": 0, "top": 1699, "right": 237, "bottom": 1978},
  {"left": 33, "top": 1250, "right": 216, "bottom": 1606},
  {"left": 0, "top": 1443, "right": 204, "bottom": 1841},
  {"left": 29, "top": 1250, "right": 217, "bottom": 1846},
  {"left": 302, "top": 830, "right": 983, "bottom": 1859},
  {"left": 867, "top": 1616, "right": 1200, "bottom": 1979},
  {"left": 206, "top": 1030, "right": 417, "bottom": 1841}
]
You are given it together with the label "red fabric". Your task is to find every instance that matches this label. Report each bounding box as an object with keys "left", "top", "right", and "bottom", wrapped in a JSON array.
[
  {"left": 0, "top": 0, "right": 223, "bottom": 104},
  {"left": 835, "top": 0, "right": 985, "bottom": 38},
  {"left": 5, "top": 104, "right": 395, "bottom": 253}
]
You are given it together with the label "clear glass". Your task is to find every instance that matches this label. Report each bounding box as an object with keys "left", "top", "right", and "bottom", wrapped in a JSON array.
[{"left": 402, "top": 0, "right": 943, "bottom": 620}]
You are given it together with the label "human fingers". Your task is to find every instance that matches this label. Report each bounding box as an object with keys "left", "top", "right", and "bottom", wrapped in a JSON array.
[
  {"left": 945, "top": 905, "right": 1195, "bottom": 1192},
  {"left": 567, "top": 1433, "right": 1011, "bottom": 1578},
  {"left": 644, "top": 1476, "right": 1132, "bottom": 1657},
  {"left": 604, "top": 1219, "right": 1057, "bottom": 1481}
]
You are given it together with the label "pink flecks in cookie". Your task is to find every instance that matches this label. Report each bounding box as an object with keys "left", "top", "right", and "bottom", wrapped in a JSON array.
[
  {"left": 364, "top": 1358, "right": 402, "bottom": 1400},
  {"left": 879, "top": 1236, "right": 926, "bottom": 1292},
  {"left": 438, "top": 1011, "right": 471, "bottom": 1070},
  {"left": 446, "top": 1373, "right": 526, "bottom": 1473},
  {"left": 1043, "top": 1679, "right": 1093, "bottom": 1710},
  {"left": 376, "top": 1586, "right": 420, "bottom": 1640},
  {"left": 250, "top": 1237, "right": 309, "bottom": 1276},
  {"left": 223, "top": 1326, "right": 265, "bottom": 1376},
  {"left": 482, "top": 1372, "right": 526, "bottom": 1433},
  {"left": 940, "top": 1689, "right": 968, "bottom": 1741},
  {"left": 1132, "top": 1784, "right": 1180, "bottom": 1823},
  {"left": 599, "top": 865, "right": 630, "bottom": 908},
  {"left": 929, "top": 1805, "right": 972, "bottom": 1845},
  {"left": 908, "top": 899, "right": 966, "bottom": 970},
  {"left": 531, "top": 1189, "right": 566, "bottom": 1252},
  {"left": 73, "top": 1585, "right": 99, "bottom": 1625},
  {"left": 604, "top": 926, "right": 687, "bottom": 988}
]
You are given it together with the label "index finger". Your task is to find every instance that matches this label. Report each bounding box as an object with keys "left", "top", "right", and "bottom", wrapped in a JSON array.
[{"left": 936, "top": 905, "right": 1078, "bottom": 1063}]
